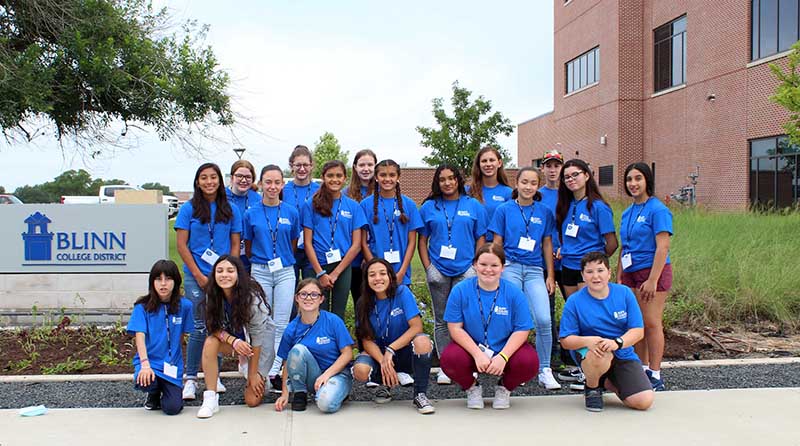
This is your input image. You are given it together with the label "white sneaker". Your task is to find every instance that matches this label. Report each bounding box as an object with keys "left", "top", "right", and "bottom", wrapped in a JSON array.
[
  {"left": 182, "top": 379, "right": 197, "bottom": 401},
  {"left": 238, "top": 358, "right": 249, "bottom": 377},
  {"left": 216, "top": 377, "right": 226, "bottom": 393},
  {"left": 365, "top": 381, "right": 380, "bottom": 388},
  {"left": 466, "top": 384, "right": 484, "bottom": 409},
  {"left": 492, "top": 385, "right": 511, "bottom": 409},
  {"left": 196, "top": 390, "right": 219, "bottom": 418},
  {"left": 538, "top": 367, "right": 561, "bottom": 390},
  {"left": 437, "top": 370, "right": 452, "bottom": 385},
  {"left": 397, "top": 372, "right": 414, "bottom": 387}
]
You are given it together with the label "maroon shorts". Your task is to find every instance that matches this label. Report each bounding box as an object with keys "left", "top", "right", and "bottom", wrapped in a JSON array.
[{"left": 620, "top": 264, "right": 673, "bottom": 292}]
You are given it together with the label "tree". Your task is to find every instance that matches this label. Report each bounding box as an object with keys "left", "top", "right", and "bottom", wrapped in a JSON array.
[
  {"left": 0, "top": 185, "right": 5, "bottom": 193},
  {"left": 0, "top": 0, "right": 233, "bottom": 153},
  {"left": 416, "top": 81, "right": 514, "bottom": 174},
  {"left": 141, "top": 182, "right": 172, "bottom": 196},
  {"left": 14, "top": 185, "right": 52, "bottom": 203},
  {"left": 312, "top": 132, "right": 349, "bottom": 178},
  {"left": 12, "top": 169, "right": 128, "bottom": 202}
]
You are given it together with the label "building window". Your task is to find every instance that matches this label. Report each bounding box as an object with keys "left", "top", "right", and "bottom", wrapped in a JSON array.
[
  {"left": 751, "top": 0, "right": 799, "bottom": 61},
  {"left": 565, "top": 47, "right": 599, "bottom": 94},
  {"left": 598, "top": 165, "right": 614, "bottom": 186},
  {"left": 654, "top": 15, "right": 687, "bottom": 92},
  {"left": 749, "top": 135, "right": 800, "bottom": 208}
]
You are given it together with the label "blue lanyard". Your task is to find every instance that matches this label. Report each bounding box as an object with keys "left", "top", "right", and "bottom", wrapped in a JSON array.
[
  {"left": 516, "top": 199, "right": 534, "bottom": 237},
  {"left": 207, "top": 218, "right": 215, "bottom": 249},
  {"left": 262, "top": 204, "right": 281, "bottom": 259},
  {"left": 163, "top": 304, "right": 172, "bottom": 355},
  {"left": 329, "top": 199, "right": 342, "bottom": 245},
  {"left": 440, "top": 197, "right": 461, "bottom": 244},
  {"left": 373, "top": 298, "right": 395, "bottom": 343},
  {"left": 475, "top": 284, "right": 500, "bottom": 346},
  {"left": 381, "top": 197, "right": 398, "bottom": 247},
  {"left": 297, "top": 314, "right": 320, "bottom": 343},
  {"left": 293, "top": 184, "right": 312, "bottom": 206},
  {"left": 624, "top": 198, "right": 650, "bottom": 250}
]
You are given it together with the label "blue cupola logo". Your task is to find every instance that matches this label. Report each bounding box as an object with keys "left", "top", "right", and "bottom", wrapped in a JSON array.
[{"left": 22, "top": 212, "right": 54, "bottom": 261}]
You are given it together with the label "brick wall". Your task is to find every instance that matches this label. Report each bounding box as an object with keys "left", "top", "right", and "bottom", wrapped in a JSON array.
[{"left": 401, "top": 167, "right": 519, "bottom": 205}]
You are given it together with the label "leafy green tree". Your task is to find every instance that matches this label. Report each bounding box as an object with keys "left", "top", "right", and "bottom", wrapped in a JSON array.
[
  {"left": 416, "top": 81, "right": 514, "bottom": 173},
  {"left": 0, "top": 0, "right": 233, "bottom": 152},
  {"left": 0, "top": 186, "right": 5, "bottom": 193},
  {"left": 312, "top": 132, "right": 350, "bottom": 178},
  {"left": 14, "top": 185, "right": 53, "bottom": 203},
  {"left": 140, "top": 182, "right": 172, "bottom": 196}
]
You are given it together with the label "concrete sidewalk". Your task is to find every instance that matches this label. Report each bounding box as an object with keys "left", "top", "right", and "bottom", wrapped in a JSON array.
[{"left": 2, "top": 388, "right": 798, "bottom": 445}]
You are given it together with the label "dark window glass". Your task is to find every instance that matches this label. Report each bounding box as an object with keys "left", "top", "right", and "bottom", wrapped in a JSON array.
[
  {"left": 779, "top": 0, "right": 798, "bottom": 50},
  {"left": 749, "top": 136, "right": 800, "bottom": 207},
  {"left": 752, "top": 0, "right": 761, "bottom": 60},
  {"left": 654, "top": 16, "right": 687, "bottom": 92},
  {"left": 760, "top": 0, "right": 779, "bottom": 57},
  {"left": 751, "top": 137, "right": 777, "bottom": 157},
  {"left": 598, "top": 165, "right": 614, "bottom": 186},
  {"left": 751, "top": 0, "right": 800, "bottom": 60}
]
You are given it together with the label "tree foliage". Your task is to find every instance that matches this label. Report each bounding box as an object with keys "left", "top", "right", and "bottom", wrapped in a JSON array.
[
  {"left": 12, "top": 168, "right": 127, "bottom": 202},
  {"left": 0, "top": 0, "right": 233, "bottom": 152},
  {"left": 140, "top": 181, "right": 171, "bottom": 195},
  {"left": 416, "top": 81, "right": 514, "bottom": 174},
  {"left": 312, "top": 131, "right": 349, "bottom": 178},
  {"left": 771, "top": 41, "right": 800, "bottom": 147}
]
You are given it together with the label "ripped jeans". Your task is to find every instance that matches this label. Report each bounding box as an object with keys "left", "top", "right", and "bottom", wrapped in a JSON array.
[
  {"left": 353, "top": 334, "right": 433, "bottom": 395},
  {"left": 285, "top": 344, "right": 352, "bottom": 413}
]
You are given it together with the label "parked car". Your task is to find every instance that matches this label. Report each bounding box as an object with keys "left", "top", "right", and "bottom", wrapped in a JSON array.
[
  {"left": 0, "top": 194, "right": 23, "bottom": 204},
  {"left": 61, "top": 185, "right": 179, "bottom": 218}
]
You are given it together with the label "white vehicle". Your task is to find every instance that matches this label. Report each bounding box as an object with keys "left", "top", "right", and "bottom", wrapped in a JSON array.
[{"left": 61, "top": 185, "right": 179, "bottom": 218}]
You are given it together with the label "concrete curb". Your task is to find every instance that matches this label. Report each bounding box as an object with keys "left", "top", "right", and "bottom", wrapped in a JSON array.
[{"left": 1, "top": 356, "right": 798, "bottom": 384}]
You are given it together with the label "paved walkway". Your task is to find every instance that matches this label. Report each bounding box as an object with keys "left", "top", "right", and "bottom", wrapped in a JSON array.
[{"left": 2, "top": 388, "right": 798, "bottom": 445}]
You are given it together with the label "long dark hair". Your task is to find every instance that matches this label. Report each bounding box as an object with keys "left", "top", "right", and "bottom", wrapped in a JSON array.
[
  {"left": 623, "top": 162, "right": 655, "bottom": 197},
  {"left": 312, "top": 160, "right": 347, "bottom": 217},
  {"left": 190, "top": 163, "right": 233, "bottom": 224},
  {"left": 556, "top": 159, "right": 607, "bottom": 233},
  {"left": 372, "top": 160, "right": 409, "bottom": 225},
  {"left": 204, "top": 255, "right": 269, "bottom": 335},
  {"left": 135, "top": 259, "right": 183, "bottom": 314},
  {"left": 423, "top": 163, "right": 467, "bottom": 203},
  {"left": 469, "top": 145, "right": 510, "bottom": 204},
  {"left": 356, "top": 258, "right": 399, "bottom": 341},
  {"left": 260, "top": 164, "right": 285, "bottom": 201},
  {"left": 511, "top": 166, "right": 543, "bottom": 201},
  {"left": 347, "top": 149, "right": 377, "bottom": 202}
]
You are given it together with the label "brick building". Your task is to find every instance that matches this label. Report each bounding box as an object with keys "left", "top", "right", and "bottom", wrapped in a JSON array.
[{"left": 518, "top": 0, "right": 800, "bottom": 209}]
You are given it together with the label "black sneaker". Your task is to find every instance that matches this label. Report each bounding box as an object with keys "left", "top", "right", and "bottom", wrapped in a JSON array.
[
  {"left": 584, "top": 387, "right": 604, "bottom": 412},
  {"left": 373, "top": 386, "right": 392, "bottom": 404},
  {"left": 144, "top": 391, "right": 161, "bottom": 411},
  {"left": 557, "top": 367, "right": 583, "bottom": 382},
  {"left": 270, "top": 375, "right": 283, "bottom": 394},
  {"left": 291, "top": 391, "right": 308, "bottom": 411},
  {"left": 413, "top": 393, "right": 435, "bottom": 414}
]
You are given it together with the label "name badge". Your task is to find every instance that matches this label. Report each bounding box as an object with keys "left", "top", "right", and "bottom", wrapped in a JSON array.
[
  {"left": 325, "top": 249, "right": 342, "bottom": 263},
  {"left": 439, "top": 245, "right": 457, "bottom": 260},
  {"left": 517, "top": 237, "right": 536, "bottom": 252},
  {"left": 478, "top": 344, "right": 494, "bottom": 359},
  {"left": 201, "top": 248, "right": 220, "bottom": 265},
  {"left": 240, "top": 240, "right": 246, "bottom": 254},
  {"left": 621, "top": 253, "right": 633, "bottom": 270},
  {"left": 384, "top": 250, "right": 401, "bottom": 264},
  {"left": 565, "top": 223, "right": 579, "bottom": 238},
  {"left": 163, "top": 361, "right": 178, "bottom": 379},
  {"left": 268, "top": 257, "right": 284, "bottom": 272}
]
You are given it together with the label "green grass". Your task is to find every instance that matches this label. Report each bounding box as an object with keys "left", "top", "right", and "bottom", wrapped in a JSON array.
[{"left": 168, "top": 207, "right": 800, "bottom": 331}]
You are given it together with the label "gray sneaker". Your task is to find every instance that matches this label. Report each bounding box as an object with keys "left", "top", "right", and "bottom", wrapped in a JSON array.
[
  {"left": 373, "top": 386, "right": 392, "bottom": 404},
  {"left": 584, "top": 387, "right": 604, "bottom": 412},
  {"left": 413, "top": 393, "right": 435, "bottom": 414}
]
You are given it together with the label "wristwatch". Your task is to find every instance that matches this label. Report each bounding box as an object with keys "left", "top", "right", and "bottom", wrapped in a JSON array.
[{"left": 614, "top": 337, "right": 624, "bottom": 350}]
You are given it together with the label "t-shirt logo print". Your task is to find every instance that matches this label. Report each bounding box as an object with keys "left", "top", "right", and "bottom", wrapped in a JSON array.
[
  {"left": 579, "top": 213, "right": 592, "bottom": 223},
  {"left": 316, "top": 336, "right": 331, "bottom": 345},
  {"left": 613, "top": 310, "right": 627, "bottom": 320},
  {"left": 494, "top": 306, "right": 509, "bottom": 316}
]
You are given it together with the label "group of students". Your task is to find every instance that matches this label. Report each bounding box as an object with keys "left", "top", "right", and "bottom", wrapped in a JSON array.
[{"left": 127, "top": 144, "right": 673, "bottom": 416}]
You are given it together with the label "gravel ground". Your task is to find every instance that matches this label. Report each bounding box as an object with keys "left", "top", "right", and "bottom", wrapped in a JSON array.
[{"left": 2, "top": 362, "right": 799, "bottom": 409}]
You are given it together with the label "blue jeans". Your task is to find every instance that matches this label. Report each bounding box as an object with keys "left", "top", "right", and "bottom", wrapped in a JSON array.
[
  {"left": 286, "top": 344, "right": 352, "bottom": 413},
  {"left": 135, "top": 376, "right": 183, "bottom": 415},
  {"left": 502, "top": 262, "right": 552, "bottom": 370},
  {"left": 353, "top": 335, "right": 432, "bottom": 394},
  {"left": 183, "top": 274, "right": 206, "bottom": 380},
  {"left": 425, "top": 263, "right": 475, "bottom": 355},
  {"left": 251, "top": 263, "right": 297, "bottom": 376}
]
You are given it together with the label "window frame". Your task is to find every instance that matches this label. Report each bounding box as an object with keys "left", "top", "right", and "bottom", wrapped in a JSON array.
[
  {"left": 653, "top": 15, "right": 687, "bottom": 93},
  {"left": 749, "top": 135, "right": 800, "bottom": 208},
  {"left": 751, "top": 0, "right": 800, "bottom": 61},
  {"left": 565, "top": 46, "right": 600, "bottom": 95}
]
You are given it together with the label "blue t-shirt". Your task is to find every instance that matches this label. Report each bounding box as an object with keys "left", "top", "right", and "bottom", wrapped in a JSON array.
[
  {"left": 444, "top": 277, "right": 533, "bottom": 354},
  {"left": 620, "top": 198, "right": 673, "bottom": 273},
  {"left": 301, "top": 196, "right": 368, "bottom": 266},
  {"left": 419, "top": 196, "right": 488, "bottom": 277},
  {"left": 558, "top": 283, "right": 643, "bottom": 361},
  {"left": 243, "top": 201, "right": 301, "bottom": 267},
  {"left": 539, "top": 186, "right": 561, "bottom": 270},
  {"left": 174, "top": 201, "right": 242, "bottom": 276},
  {"left": 126, "top": 299, "right": 194, "bottom": 386},
  {"left": 344, "top": 185, "right": 371, "bottom": 268},
  {"left": 360, "top": 194, "right": 423, "bottom": 285},
  {"left": 489, "top": 200, "right": 555, "bottom": 268},
  {"left": 283, "top": 181, "right": 321, "bottom": 210},
  {"left": 277, "top": 311, "right": 354, "bottom": 370},
  {"left": 480, "top": 184, "right": 513, "bottom": 242},
  {"left": 226, "top": 188, "right": 262, "bottom": 269},
  {"left": 366, "top": 285, "right": 420, "bottom": 348},
  {"left": 560, "top": 199, "right": 615, "bottom": 270}
]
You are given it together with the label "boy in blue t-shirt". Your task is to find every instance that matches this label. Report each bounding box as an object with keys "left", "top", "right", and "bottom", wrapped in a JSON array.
[{"left": 559, "top": 252, "right": 654, "bottom": 412}]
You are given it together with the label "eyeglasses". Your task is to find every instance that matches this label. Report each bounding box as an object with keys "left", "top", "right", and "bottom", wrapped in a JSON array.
[
  {"left": 563, "top": 171, "right": 585, "bottom": 182},
  {"left": 293, "top": 163, "right": 311, "bottom": 170},
  {"left": 233, "top": 173, "right": 253, "bottom": 181},
  {"left": 297, "top": 291, "right": 322, "bottom": 301}
]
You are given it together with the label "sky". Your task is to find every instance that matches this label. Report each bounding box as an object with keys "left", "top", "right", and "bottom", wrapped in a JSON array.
[{"left": 1, "top": 1, "right": 554, "bottom": 192}]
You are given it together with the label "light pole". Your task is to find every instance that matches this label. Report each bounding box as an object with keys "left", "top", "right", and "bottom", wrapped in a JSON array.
[{"left": 233, "top": 147, "right": 246, "bottom": 160}]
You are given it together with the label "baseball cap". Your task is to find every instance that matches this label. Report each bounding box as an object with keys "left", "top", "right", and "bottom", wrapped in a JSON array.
[{"left": 542, "top": 150, "right": 564, "bottom": 164}]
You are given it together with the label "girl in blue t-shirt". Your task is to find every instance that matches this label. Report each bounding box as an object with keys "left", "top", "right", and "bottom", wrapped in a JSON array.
[
  {"left": 128, "top": 260, "right": 194, "bottom": 415},
  {"left": 283, "top": 145, "right": 320, "bottom": 275},
  {"left": 244, "top": 165, "right": 302, "bottom": 385},
  {"left": 418, "top": 164, "right": 488, "bottom": 385},
  {"left": 175, "top": 162, "right": 242, "bottom": 400},
  {"left": 274, "top": 278, "right": 354, "bottom": 413},
  {"left": 302, "top": 160, "right": 368, "bottom": 319},
  {"left": 555, "top": 159, "right": 618, "bottom": 298},
  {"left": 468, "top": 146, "right": 513, "bottom": 242},
  {"left": 352, "top": 258, "right": 435, "bottom": 414},
  {"left": 618, "top": 163, "right": 673, "bottom": 392},
  {"left": 345, "top": 149, "right": 377, "bottom": 317},
  {"left": 490, "top": 167, "right": 560, "bottom": 390},
  {"left": 226, "top": 160, "right": 261, "bottom": 271},
  {"left": 441, "top": 243, "right": 537, "bottom": 410},
  {"left": 196, "top": 255, "right": 276, "bottom": 418},
  {"left": 360, "top": 160, "right": 423, "bottom": 286}
]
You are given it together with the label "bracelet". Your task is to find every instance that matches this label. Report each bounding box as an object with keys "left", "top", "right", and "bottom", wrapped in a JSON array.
[
  {"left": 315, "top": 270, "right": 327, "bottom": 278},
  {"left": 227, "top": 335, "right": 235, "bottom": 345},
  {"left": 232, "top": 338, "right": 240, "bottom": 349},
  {"left": 498, "top": 352, "right": 509, "bottom": 362},
  {"left": 140, "top": 358, "right": 149, "bottom": 363},
  {"left": 217, "top": 332, "right": 227, "bottom": 342},
  {"left": 385, "top": 346, "right": 396, "bottom": 356}
]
